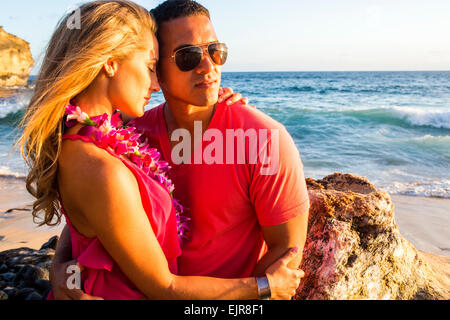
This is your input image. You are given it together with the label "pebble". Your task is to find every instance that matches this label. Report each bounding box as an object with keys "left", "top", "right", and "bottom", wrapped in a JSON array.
[
  {"left": 39, "top": 236, "right": 58, "bottom": 251},
  {"left": 0, "top": 290, "right": 8, "bottom": 300},
  {"left": 3, "top": 286, "right": 18, "bottom": 299},
  {"left": 34, "top": 279, "right": 51, "bottom": 292},
  {"left": 25, "top": 291, "right": 43, "bottom": 300},
  {"left": 0, "top": 263, "right": 8, "bottom": 273},
  {"left": 0, "top": 272, "right": 16, "bottom": 282},
  {"left": 16, "top": 287, "right": 35, "bottom": 300}
]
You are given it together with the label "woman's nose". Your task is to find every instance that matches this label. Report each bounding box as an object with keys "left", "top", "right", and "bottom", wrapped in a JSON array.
[{"left": 151, "top": 73, "right": 161, "bottom": 92}]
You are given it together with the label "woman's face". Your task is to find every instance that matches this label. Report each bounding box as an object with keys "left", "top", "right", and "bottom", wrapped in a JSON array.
[{"left": 108, "top": 34, "right": 160, "bottom": 117}]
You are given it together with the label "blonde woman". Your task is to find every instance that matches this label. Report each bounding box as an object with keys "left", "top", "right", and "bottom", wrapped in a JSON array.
[{"left": 18, "top": 1, "right": 303, "bottom": 300}]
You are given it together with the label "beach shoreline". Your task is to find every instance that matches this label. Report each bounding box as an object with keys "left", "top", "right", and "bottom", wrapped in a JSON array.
[{"left": 0, "top": 179, "right": 449, "bottom": 257}]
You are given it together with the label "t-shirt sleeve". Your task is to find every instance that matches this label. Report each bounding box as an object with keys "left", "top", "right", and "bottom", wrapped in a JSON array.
[{"left": 249, "top": 125, "right": 310, "bottom": 226}]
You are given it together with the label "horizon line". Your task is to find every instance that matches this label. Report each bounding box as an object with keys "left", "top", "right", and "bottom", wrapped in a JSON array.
[{"left": 30, "top": 69, "right": 450, "bottom": 76}]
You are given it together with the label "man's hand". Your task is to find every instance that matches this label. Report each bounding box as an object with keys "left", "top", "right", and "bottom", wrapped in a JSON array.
[{"left": 49, "top": 259, "right": 103, "bottom": 300}]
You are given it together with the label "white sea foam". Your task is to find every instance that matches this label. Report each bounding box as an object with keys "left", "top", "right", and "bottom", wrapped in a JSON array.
[
  {"left": 380, "top": 180, "right": 450, "bottom": 199},
  {"left": 0, "top": 91, "right": 32, "bottom": 119},
  {"left": 390, "top": 106, "right": 450, "bottom": 129},
  {"left": 0, "top": 166, "right": 26, "bottom": 180}
]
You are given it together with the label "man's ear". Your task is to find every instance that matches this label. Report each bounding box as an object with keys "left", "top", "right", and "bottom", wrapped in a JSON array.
[{"left": 103, "top": 58, "right": 119, "bottom": 78}]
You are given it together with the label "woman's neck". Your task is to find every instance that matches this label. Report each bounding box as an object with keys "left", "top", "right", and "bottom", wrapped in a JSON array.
[{"left": 74, "top": 83, "right": 114, "bottom": 117}]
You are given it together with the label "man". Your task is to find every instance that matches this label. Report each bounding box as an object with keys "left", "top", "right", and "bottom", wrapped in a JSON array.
[{"left": 50, "top": 0, "right": 309, "bottom": 299}]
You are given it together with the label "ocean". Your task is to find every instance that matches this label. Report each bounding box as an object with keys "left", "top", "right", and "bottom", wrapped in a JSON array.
[{"left": 1, "top": 71, "right": 449, "bottom": 198}]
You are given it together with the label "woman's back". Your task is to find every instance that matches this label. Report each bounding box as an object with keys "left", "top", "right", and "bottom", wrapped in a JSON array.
[{"left": 51, "top": 127, "right": 181, "bottom": 299}]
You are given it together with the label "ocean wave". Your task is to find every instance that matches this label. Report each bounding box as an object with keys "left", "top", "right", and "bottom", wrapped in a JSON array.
[
  {"left": 0, "top": 92, "right": 31, "bottom": 126},
  {"left": 287, "top": 86, "right": 316, "bottom": 93},
  {"left": 285, "top": 84, "right": 431, "bottom": 95},
  {"left": 0, "top": 166, "right": 26, "bottom": 181},
  {"left": 380, "top": 180, "right": 450, "bottom": 199},
  {"left": 341, "top": 106, "right": 450, "bottom": 129},
  {"left": 411, "top": 134, "right": 450, "bottom": 143}
]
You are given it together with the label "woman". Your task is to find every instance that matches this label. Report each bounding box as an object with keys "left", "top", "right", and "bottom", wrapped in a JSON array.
[{"left": 18, "top": 1, "right": 303, "bottom": 300}]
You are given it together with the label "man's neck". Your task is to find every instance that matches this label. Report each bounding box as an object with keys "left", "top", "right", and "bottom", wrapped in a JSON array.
[{"left": 163, "top": 99, "right": 217, "bottom": 137}]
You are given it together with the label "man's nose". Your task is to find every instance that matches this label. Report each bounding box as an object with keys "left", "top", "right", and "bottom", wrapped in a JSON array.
[{"left": 195, "top": 47, "right": 215, "bottom": 73}]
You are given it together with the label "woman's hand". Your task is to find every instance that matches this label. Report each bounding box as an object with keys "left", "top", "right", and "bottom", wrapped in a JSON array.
[
  {"left": 218, "top": 87, "right": 254, "bottom": 108},
  {"left": 264, "top": 247, "right": 305, "bottom": 300}
]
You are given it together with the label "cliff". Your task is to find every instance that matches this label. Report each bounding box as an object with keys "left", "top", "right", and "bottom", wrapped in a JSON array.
[{"left": 0, "top": 27, "right": 34, "bottom": 87}]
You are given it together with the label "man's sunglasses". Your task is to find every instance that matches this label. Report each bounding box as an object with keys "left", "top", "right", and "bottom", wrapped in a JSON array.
[{"left": 170, "top": 42, "right": 228, "bottom": 72}]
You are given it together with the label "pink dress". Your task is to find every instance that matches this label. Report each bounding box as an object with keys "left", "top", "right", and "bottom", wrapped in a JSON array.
[{"left": 47, "top": 134, "right": 181, "bottom": 300}]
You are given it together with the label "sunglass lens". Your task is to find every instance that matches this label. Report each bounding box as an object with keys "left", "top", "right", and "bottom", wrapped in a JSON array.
[
  {"left": 175, "top": 47, "right": 203, "bottom": 71},
  {"left": 208, "top": 43, "right": 228, "bottom": 65}
]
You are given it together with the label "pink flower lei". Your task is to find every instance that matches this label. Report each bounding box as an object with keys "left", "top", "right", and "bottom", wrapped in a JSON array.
[{"left": 64, "top": 102, "right": 190, "bottom": 244}]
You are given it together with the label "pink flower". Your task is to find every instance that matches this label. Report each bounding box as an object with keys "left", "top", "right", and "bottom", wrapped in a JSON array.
[{"left": 66, "top": 106, "right": 88, "bottom": 123}]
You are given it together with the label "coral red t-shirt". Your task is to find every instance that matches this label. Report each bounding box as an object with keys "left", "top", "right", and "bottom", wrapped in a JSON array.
[{"left": 130, "top": 101, "right": 310, "bottom": 278}]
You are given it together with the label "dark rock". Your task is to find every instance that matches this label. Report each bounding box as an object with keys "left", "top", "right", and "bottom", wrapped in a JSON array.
[
  {"left": 25, "top": 291, "right": 42, "bottom": 300},
  {"left": 15, "top": 287, "right": 35, "bottom": 300},
  {"left": 34, "top": 279, "right": 51, "bottom": 293},
  {"left": 0, "top": 247, "right": 54, "bottom": 268},
  {"left": 0, "top": 280, "right": 5, "bottom": 289},
  {"left": 0, "top": 272, "right": 16, "bottom": 282},
  {"left": 16, "top": 280, "right": 26, "bottom": 289},
  {"left": 23, "top": 265, "right": 49, "bottom": 285},
  {"left": 39, "top": 236, "right": 58, "bottom": 251},
  {"left": 0, "top": 290, "right": 8, "bottom": 300},
  {"left": 3, "top": 286, "right": 18, "bottom": 299},
  {"left": 0, "top": 263, "right": 8, "bottom": 273}
]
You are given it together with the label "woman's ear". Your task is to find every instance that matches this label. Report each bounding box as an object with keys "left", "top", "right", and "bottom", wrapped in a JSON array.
[{"left": 103, "top": 58, "right": 119, "bottom": 78}]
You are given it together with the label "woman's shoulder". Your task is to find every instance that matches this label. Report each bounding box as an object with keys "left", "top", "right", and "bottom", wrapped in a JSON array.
[{"left": 59, "top": 137, "right": 135, "bottom": 190}]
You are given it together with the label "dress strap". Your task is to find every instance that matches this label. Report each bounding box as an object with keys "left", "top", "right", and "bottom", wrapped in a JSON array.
[{"left": 61, "top": 134, "right": 122, "bottom": 161}]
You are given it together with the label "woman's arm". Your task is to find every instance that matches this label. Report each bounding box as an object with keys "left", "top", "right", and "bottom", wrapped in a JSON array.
[{"left": 63, "top": 146, "right": 301, "bottom": 300}]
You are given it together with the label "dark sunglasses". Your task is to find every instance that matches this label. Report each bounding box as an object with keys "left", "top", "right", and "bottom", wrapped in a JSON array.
[{"left": 170, "top": 42, "right": 228, "bottom": 72}]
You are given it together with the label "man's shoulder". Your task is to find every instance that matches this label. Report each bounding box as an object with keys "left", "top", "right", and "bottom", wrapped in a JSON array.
[{"left": 221, "top": 102, "right": 286, "bottom": 132}]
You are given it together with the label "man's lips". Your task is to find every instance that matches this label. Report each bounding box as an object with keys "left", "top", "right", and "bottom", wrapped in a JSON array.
[{"left": 195, "top": 79, "right": 218, "bottom": 88}]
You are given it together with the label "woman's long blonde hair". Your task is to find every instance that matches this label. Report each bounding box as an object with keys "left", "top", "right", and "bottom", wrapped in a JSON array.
[{"left": 17, "top": 1, "right": 157, "bottom": 226}]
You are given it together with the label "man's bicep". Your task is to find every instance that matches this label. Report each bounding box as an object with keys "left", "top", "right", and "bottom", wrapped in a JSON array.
[
  {"left": 261, "top": 212, "right": 308, "bottom": 251},
  {"left": 251, "top": 126, "right": 310, "bottom": 226}
]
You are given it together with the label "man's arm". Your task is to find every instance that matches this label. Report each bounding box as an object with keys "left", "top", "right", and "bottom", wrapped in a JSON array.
[
  {"left": 50, "top": 225, "right": 103, "bottom": 300},
  {"left": 252, "top": 213, "right": 308, "bottom": 277},
  {"left": 249, "top": 124, "right": 310, "bottom": 277}
]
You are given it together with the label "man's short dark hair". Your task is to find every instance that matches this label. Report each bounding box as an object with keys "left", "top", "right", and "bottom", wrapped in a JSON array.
[
  {"left": 151, "top": 0, "right": 210, "bottom": 25},
  {"left": 150, "top": 0, "right": 210, "bottom": 43}
]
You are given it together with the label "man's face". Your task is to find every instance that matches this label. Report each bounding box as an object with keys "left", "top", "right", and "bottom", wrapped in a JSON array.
[{"left": 157, "top": 15, "right": 222, "bottom": 107}]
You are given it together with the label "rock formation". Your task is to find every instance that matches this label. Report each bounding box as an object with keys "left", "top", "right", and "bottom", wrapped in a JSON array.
[
  {"left": 0, "top": 173, "right": 449, "bottom": 300},
  {"left": 295, "top": 173, "right": 449, "bottom": 300},
  {"left": 0, "top": 236, "right": 56, "bottom": 300},
  {"left": 0, "top": 27, "right": 34, "bottom": 87}
]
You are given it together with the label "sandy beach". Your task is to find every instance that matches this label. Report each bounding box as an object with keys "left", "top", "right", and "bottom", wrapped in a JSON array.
[
  {"left": 0, "top": 179, "right": 449, "bottom": 257},
  {"left": 0, "top": 178, "right": 65, "bottom": 251}
]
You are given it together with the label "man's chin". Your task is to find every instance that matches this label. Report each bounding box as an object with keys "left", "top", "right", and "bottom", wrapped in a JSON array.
[{"left": 190, "top": 93, "right": 219, "bottom": 107}]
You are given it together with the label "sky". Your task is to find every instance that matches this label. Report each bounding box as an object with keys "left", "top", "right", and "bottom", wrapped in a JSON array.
[{"left": 1, "top": 0, "right": 450, "bottom": 74}]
